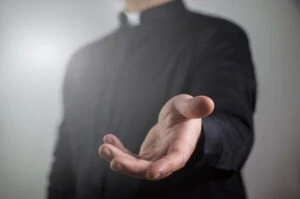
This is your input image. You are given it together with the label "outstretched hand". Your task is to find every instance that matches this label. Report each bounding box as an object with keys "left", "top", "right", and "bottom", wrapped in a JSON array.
[{"left": 98, "top": 94, "right": 214, "bottom": 181}]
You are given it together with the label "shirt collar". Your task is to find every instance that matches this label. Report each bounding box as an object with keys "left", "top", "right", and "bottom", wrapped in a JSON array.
[{"left": 119, "top": 0, "right": 187, "bottom": 27}]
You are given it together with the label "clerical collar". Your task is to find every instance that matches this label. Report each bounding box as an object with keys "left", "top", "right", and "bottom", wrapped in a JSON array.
[
  {"left": 124, "top": 12, "right": 141, "bottom": 27},
  {"left": 119, "top": 0, "right": 187, "bottom": 27}
]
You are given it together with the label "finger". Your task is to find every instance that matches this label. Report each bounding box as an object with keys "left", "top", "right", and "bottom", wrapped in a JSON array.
[
  {"left": 98, "top": 143, "right": 135, "bottom": 162},
  {"left": 110, "top": 156, "right": 151, "bottom": 179},
  {"left": 103, "top": 134, "right": 133, "bottom": 154},
  {"left": 174, "top": 95, "right": 214, "bottom": 119},
  {"left": 99, "top": 143, "right": 151, "bottom": 179},
  {"left": 191, "top": 96, "right": 215, "bottom": 117}
]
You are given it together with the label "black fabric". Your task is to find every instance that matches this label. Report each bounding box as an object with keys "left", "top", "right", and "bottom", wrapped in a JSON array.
[{"left": 48, "top": 1, "right": 256, "bottom": 198}]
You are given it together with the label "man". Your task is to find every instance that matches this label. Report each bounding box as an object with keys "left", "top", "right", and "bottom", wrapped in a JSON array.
[{"left": 48, "top": 0, "right": 257, "bottom": 198}]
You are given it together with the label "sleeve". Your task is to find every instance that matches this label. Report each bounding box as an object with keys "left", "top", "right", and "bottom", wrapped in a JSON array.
[
  {"left": 186, "top": 23, "right": 257, "bottom": 173},
  {"left": 47, "top": 53, "right": 81, "bottom": 199},
  {"left": 47, "top": 121, "right": 76, "bottom": 199}
]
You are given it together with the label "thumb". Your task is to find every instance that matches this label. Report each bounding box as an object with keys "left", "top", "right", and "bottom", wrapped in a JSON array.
[{"left": 174, "top": 95, "right": 214, "bottom": 119}]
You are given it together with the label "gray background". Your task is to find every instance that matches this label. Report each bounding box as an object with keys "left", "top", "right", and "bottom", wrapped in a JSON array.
[{"left": 0, "top": 0, "right": 299, "bottom": 198}]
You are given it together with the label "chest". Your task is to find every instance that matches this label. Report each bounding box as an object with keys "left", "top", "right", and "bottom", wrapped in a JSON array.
[{"left": 68, "top": 26, "right": 196, "bottom": 155}]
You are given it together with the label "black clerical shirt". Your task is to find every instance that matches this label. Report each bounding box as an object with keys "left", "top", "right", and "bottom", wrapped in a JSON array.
[{"left": 48, "top": 1, "right": 257, "bottom": 199}]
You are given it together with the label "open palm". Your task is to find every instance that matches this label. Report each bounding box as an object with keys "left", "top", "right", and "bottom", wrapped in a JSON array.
[{"left": 99, "top": 94, "right": 214, "bottom": 181}]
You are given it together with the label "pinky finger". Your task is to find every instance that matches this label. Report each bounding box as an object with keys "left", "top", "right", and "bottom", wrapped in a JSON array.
[{"left": 110, "top": 156, "right": 151, "bottom": 179}]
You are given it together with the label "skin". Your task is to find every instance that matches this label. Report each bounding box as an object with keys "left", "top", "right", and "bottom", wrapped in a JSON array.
[
  {"left": 124, "top": 0, "right": 173, "bottom": 12},
  {"left": 99, "top": 94, "right": 214, "bottom": 181}
]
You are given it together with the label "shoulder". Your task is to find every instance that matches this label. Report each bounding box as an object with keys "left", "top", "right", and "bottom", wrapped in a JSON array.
[
  {"left": 70, "top": 29, "right": 119, "bottom": 62},
  {"left": 63, "top": 28, "right": 119, "bottom": 93},
  {"left": 186, "top": 11, "right": 249, "bottom": 44},
  {"left": 64, "top": 28, "right": 119, "bottom": 77}
]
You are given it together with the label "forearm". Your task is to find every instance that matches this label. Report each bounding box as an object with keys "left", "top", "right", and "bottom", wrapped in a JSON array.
[
  {"left": 193, "top": 114, "right": 253, "bottom": 170},
  {"left": 185, "top": 23, "right": 256, "bottom": 176}
]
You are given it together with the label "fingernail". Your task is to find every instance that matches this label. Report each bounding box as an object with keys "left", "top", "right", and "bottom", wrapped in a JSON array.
[
  {"left": 105, "top": 136, "right": 113, "bottom": 144},
  {"left": 153, "top": 172, "right": 162, "bottom": 180},
  {"left": 112, "top": 163, "right": 123, "bottom": 171},
  {"left": 102, "top": 148, "right": 111, "bottom": 158}
]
